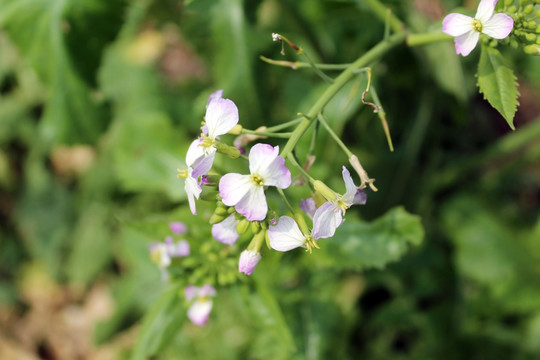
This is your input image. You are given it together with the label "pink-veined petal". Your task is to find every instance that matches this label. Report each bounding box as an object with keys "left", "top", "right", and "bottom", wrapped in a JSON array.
[
  {"left": 238, "top": 250, "right": 262, "bottom": 275},
  {"left": 235, "top": 185, "right": 268, "bottom": 221},
  {"left": 442, "top": 13, "right": 474, "bottom": 37},
  {"left": 205, "top": 98, "right": 239, "bottom": 139},
  {"left": 268, "top": 216, "right": 307, "bottom": 251},
  {"left": 482, "top": 13, "right": 513, "bottom": 39},
  {"left": 475, "top": 0, "right": 497, "bottom": 23},
  {"left": 212, "top": 215, "right": 240, "bottom": 245},
  {"left": 454, "top": 30, "right": 480, "bottom": 56},
  {"left": 191, "top": 150, "right": 215, "bottom": 179},
  {"left": 187, "top": 300, "right": 213, "bottom": 326},
  {"left": 341, "top": 166, "right": 358, "bottom": 205},
  {"left": 311, "top": 202, "right": 343, "bottom": 239},
  {"left": 219, "top": 173, "right": 252, "bottom": 207},
  {"left": 248, "top": 143, "right": 278, "bottom": 175}
]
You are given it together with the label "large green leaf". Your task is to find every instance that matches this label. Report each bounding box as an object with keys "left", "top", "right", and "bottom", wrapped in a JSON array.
[
  {"left": 477, "top": 45, "right": 519, "bottom": 130},
  {"left": 131, "top": 284, "right": 186, "bottom": 360},
  {"left": 0, "top": 0, "right": 108, "bottom": 144},
  {"left": 311, "top": 206, "right": 424, "bottom": 270}
]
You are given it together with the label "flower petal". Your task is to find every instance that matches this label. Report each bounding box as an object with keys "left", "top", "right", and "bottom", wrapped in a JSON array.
[
  {"left": 352, "top": 189, "right": 367, "bottom": 205},
  {"left": 205, "top": 98, "right": 239, "bottom": 139},
  {"left": 219, "top": 173, "right": 252, "bottom": 207},
  {"left": 248, "top": 143, "right": 278, "bottom": 175},
  {"left": 268, "top": 216, "right": 307, "bottom": 251},
  {"left": 454, "top": 30, "right": 480, "bottom": 56},
  {"left": 184, "top": 285, "right": 200, "bottom": 301},
  {"left": 238, "top": 250, "right": 262, "bottom": 275},
  {"left": 191, "top": 149, "right": 215, "bottom": 179},
  {"left": 442, "top": 13, "right": 474, "bottom": 37},
  {"left": 341, "top": 166, "right": 358, "bottom": 204},
  {"left": 312, "top": 201, "right": 343, "bottom": 239},
  {"left": 212, "top": 215, "right": 240, "bottom": 245},
  {"left": 187, "top": 300, "right": 213, "bottom": 326},
  {"left": 185, "top": 173, "right": 202, "bottom": 215},
  {"left": 186, "top": 138, "right": 204, "bottom": 166},
  {"left": 200, "top": 284, "right": 217, "bottom": 297},
  {"left": 482, "top": 13, "right": 513, "bottom": 39},
  {"left": 206, "top": 89, "right": 223, "bottom": 108},
  {"left": 475, "top": 0, "right": 497, "bottom": 23},
  {"left": 169, "top": 222, "right": 187, "bottom": 235},
  {"left": 299, "top": 198, "right": 317, "bottom": 219},
  {"left": 235, "top": 185, "right": 267, "bottom": 221}
]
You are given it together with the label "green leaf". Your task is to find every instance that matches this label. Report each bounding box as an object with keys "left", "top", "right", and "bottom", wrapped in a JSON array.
[
  {"left": 311, "top": 206, "right": 424, "bottom": 270},
  {"left": 0, "top": 0, "right": 105, "bottom": 144},
  {"left": 131, "top": 284, "right": 186, "bottom": 360},
  {"left": 477, "top": 45, "right": 519, "bottom": 130}
]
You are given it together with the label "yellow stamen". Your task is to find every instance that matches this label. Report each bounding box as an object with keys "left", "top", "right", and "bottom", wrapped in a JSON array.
[
  {"left": 305, "top": 236, "right": 320, "bottom": 254},
  {"left": 250, "top": 174, "right": 264, "bottom": 186},
  {"left": 472, "top": 19, "right": 482, "bottom": 32},
  {"left": 177, "top": 168, "right": 188, "bottom": 178}
]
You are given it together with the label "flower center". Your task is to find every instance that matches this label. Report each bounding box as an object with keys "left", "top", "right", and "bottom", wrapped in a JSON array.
[
  {"left": 305, "top": 236, "right": 320, "bottom": 254},
  {"left": 250, "top": 174, "right": 264, "bottom": 186},
  {"left": 337, "top": 199, "right": 349, "bottom": 211},
  {"left": 472, "top": 19, "right": 482, "bottom": 32},
  {"left": 201, "top": 136, "right": 216, "bottom": 148}
]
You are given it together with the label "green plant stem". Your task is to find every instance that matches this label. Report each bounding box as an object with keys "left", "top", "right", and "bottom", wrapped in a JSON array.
[
  {"left": 317, "top": 113, "right": 354, "bottom": 158},
  {"left": 361, "top": 0, "right": 405, "bottom": 33},
  {"left": 260, "top": 56, "right": 351, "bottom": 70},
  {"left": 287, "top": 153, "right": 316, "bottom": 185},
  {"left": 406, "top": 32, "right": 453, "bottom": 47},
  {"left": 280, "top": 31, "right": 407, "bottom": 159},
  {"left": 370, "top": 86, "right": 394, "bottom": 152},
  {"left": 265, "top": 118, "right": 303, "bottom": 132},
  {"left": 277, "top": 188, "right": 295, "bottom": 214},
  {"left": 240, "top": 129, "right": 292, "bottom": 138}
]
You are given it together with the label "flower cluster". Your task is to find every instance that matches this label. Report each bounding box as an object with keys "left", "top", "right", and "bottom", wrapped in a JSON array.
[{"left": 149, "top": 221, "right": 190, "bottom": 281}]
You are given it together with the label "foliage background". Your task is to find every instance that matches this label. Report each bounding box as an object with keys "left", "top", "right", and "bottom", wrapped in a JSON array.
[{"left": 0, "top": 0, "right": 539, "bottom": 359}]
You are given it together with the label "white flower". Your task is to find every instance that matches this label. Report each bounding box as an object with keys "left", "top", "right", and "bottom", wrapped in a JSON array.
[
  {"left": 268, "top": 216, "right": 320, "bottom": 252},
  {"left": 185, "top": 284, "right": 217, "bottom": 326},
  {"left": 312, "top": 166, "right": 366, "bottom": 239},
  {"left": 238, "top": 250, "right": 262, "bottom": 275},
  {"left": 219, "top": 143, "right": 291, "bottom": 221},
  {"left": 442, "top": 0, "right": 514, "bottom": 56}
]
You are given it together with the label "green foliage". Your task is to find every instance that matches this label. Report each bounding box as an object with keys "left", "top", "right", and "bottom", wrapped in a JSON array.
[
  {"left": 477, "top": 45, "right": 520, "bottom": 130},
  {"left": 312, "top": 207, "right": 424, "bottom": 270}
]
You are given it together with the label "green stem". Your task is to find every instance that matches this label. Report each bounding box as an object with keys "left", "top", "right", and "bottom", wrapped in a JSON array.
[
  {"left": 277, "top": 188, "right": 295, "bottom": 214},
  {"left": 370, "top": 86, "right": 394, "bottom": 152},
  {"left": 265, "top": 118, "right": 303, "bottom": 132},
  {"left": 361, "top": 0, "right": 405, "bottom": 33},
  {"left": 260, "top": 56, "right": 351, "bottom": 70},
  {"left": 406, "top": 32, "right": 453, "bottom": 47},
  {"left": 280, "top": 31, "right": 407, "bottom": 159},
  {"left": 287, "top": 153, "right": 316, "bottom": 185},
  {"left": 317, "top": 113, "right": 354, "bottom": 158},
  {"left": 241, "top": 129, "right": 293, "bottom": 138}
]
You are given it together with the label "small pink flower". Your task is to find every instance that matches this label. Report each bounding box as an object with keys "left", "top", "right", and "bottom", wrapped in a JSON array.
[
  {"left": 268, "top": 216, "right": 315, "bottom": 252},
  {"left": 238, "top": 250, "right": 262, "bottom": 275},
  {"left": 219, "top": 143, "right": 291, "bottom": 221},
  {"left": 185, "top": 284, "right": 217, "bottom": 326},
  {"left": 169, "top": 221, "right": 187, "bottom": 235},
  {"left": 442, "top": 0, "right": 513, "bottom": 56}
]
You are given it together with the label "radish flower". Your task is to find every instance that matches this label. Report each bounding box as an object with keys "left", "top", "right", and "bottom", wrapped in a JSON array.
[
  {"left": 268, "top": 216, "right": 321, "bottom": 253},
  {"left": 185, "top": 284, "right": 217, "bottom": 326},
  {"left": 238, "top": 249, "right": 262, "bottom": 275},
  {"left": 212, "top": 214, "right": 240, "bottom": 245},
  {"left": 442, "top": 0, "right": 513, "bottom": 56},
  {"left": 219, "top": 143, "right": 291, "bottom": 221}
]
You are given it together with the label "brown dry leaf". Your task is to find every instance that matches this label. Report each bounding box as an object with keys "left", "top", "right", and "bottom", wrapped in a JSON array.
[{"left": 50, "top": 145, "right": 96, "bottom": 179}]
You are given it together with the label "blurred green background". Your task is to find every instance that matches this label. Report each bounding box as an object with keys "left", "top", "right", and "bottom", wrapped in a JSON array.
[{"left": 0, "top": 0, "right": 539, "bottom": 359}]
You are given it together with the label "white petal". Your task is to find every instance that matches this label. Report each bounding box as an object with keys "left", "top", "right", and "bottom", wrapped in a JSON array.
[
  {"left": 475, "top": 0, "right": 497, "bottom": 23},
  {"left": 184, "top": 285, "right": 200, "bottom": 301},
  {"left": 191, "top": 149, "right": 215, "bottom": 179},
  {"left": 185, "top": 173, "right": 202, "bottom": 215},
  {"left": 238, "top": 250, "right": 262, "bottom": 275},
  {"left": 235, "top": 185, "right": 268, "bottom": 221},
  {"left": 442, "top": 13, "right": 474, "bottom": 37},
  {"left": 268, "top": 216, "right": 307, "bottom": 251},
  {"left": 219, "top": 173, "right": 252, "bottom": 207},
  {"left": 186, "top": 138, "right": 204, "bottom": 166},
  {"left": 341, "top": 166, "right": 358, "bottom": 204},
  {"left": 311, "top": 201, "right": 343, "bottom": 239},
  {"left": 482, "top": 13, "right": 513, "bottom": 39},
  {"left": 248, "top": 143, "right": 278, "bottom": 175},
  {"left": 205, "top": 98, "right": 239, "bottom": 139},
  {"left": 212, "top": 215, "right": 240, "bottom": 245},
  {"left": 187, "top": 300, "right": 213, "bottom": 326},
  {"left": 206, "top": 89, "right": 223, "bottom": 108},
  {"left": 200, "top": 284, "right": 217, "bottom": 297},
  {"left": 454, "top": 30, "right": 480, "bottom": 56}
]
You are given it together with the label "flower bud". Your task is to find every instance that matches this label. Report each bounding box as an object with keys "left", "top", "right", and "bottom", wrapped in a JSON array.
[
  {"left": 236, "top": 218, "right": 250, "bottom": 235},
  {"left": 313, "top": 180, "right": 338, "bottom": 202},
  {"left": 209, "top": 212, "right": 228, "bottom": 224},
  {"left": 251, "top": 221, "right": 261, "bottom": 234},
  {"left": 200, "top": 189, "right": 219, "bottom": 201},
  {"left": 213, "top": 206, "right": 229, "bottom": 216},
  {"left": 525, "top": 33, "right": 536, "bottom": 42},
  {"left": 228, "top": 124, "right": 243, "bottom": 135},
  {"left": 214, "top": 142, "right": 241, "bottom": 158},
  {"left": 238, "top": 250, "right": 262, "bottom": 276},
  {"left": 524, "top": 4, "right": 534, "bottom": 14},
  {"left": 524, "top": 44, "right": 540, "bottom": 55},
  {"left": 504, "top": 0, "right": 513, "bottom": 6}
]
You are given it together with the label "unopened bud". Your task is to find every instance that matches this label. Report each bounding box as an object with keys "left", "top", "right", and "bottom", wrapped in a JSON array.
[
  {"left": 228, "top": 124, "right": 243, "bottom": 135},
  {"left": 524, "top": 44, "right": 540, "bottom": 55},
  {"left": 236, "top": 219, "right": 250, "bottom": 235},
  {"left": 524, "top": 4, "right": 534, "bottom": 14},
  {"left": 200, "top": 189, "right": 219, "bottom": 201},
  {"left": 525, "top": 33, "right": 536, "bottom": 42},
  {"left": 213, "top": 206, "right": 229, "bottom": 216},
  {"left": 214, "top": 142, "right": 241, "bottom": 158},
  {"left": 508, "top": 5, "right": 517, "bottom": 13},
  {"left": 504, "top": 0, "right": 513, "bottom": 6},
  {"left": 251, "top": 221, "right": 261, "bottom": 234},
  {"left": 294, "top": 213, "right": 310, "bottom": 236},
  {"left": 313, "top": 180, "right": 338, "bottom": 202},
  {"left": 209, "top": 213, "right": 227, "bottom": 224}
]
